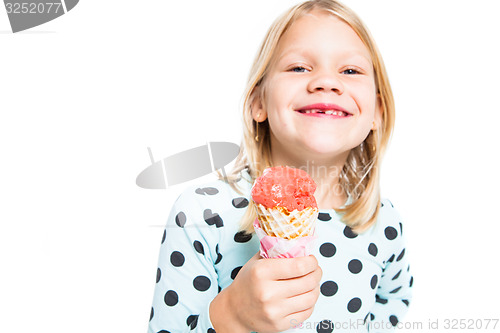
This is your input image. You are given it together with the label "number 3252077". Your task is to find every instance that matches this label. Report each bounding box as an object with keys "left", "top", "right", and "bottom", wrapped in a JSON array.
[
  {"left": 444, "top": 319, "right": 498, "bottom": 330},
  {"left": 5, "top": 3, "right": 63, "bottom": 14}
]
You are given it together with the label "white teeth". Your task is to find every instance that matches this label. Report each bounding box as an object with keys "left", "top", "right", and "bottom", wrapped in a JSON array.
[{"left": 301, "top": 109, "right": 347, "bottom": 116}]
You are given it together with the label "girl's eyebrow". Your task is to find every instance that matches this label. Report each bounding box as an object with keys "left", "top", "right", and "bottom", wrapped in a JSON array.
[
  {"left": 340, "top": 52, "right": 373, "bottom": 67},
  {"left": 277, "top": 48, "right": 372, "bottom": 66},
  {"left": 276, "top": 48, "right": 311, "bottom": 63}
]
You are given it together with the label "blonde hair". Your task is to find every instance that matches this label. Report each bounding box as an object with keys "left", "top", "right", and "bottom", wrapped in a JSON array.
[{"left": 218, "top": 0, "right": 395, "bottom": 234}]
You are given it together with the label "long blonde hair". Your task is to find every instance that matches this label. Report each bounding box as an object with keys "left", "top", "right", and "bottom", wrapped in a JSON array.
[{"left": 218, "top": 0, "right": 395, "bottom": 234}]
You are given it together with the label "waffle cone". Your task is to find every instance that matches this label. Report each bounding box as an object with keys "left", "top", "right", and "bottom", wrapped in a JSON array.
[{"left": 255, "top": 203, "right": 318, "bottom": 240}]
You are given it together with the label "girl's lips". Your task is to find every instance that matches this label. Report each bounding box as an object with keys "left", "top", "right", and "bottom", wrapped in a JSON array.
[
  {"left": 295, "top": 103, "right": 352, "bottom": 118},
  {"left": 295, "top": 103, "right": 351, "bottom": 114},
  {"left": 296, "top": 111, "right": 352, "bottom": 119},
  {"left": 295, "top": 103, "right": 353, "bottom": 118}
]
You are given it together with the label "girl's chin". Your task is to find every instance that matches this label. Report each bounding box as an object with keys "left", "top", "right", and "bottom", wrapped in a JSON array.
[
  {"left": 271, "top": 133, "right": 354, "bottom": 162},
  {"left": 292, "top": 140, "right": 350, "bottom": 160},
  {"left": 301, "top": 137, "right": 346, "bottom": 152}
]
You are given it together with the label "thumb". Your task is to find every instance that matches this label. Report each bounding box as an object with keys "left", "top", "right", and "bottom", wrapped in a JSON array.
[
  {"left": 251, "top": 251, "right": 263, "bottom": 261},
  {"left": 243, "top": 251, "right": 263, "bottom": 265}
]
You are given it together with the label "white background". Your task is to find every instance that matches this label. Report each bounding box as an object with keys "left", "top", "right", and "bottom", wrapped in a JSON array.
[{"left": 1, "top": 0, "right": 499, "bottom": 332}]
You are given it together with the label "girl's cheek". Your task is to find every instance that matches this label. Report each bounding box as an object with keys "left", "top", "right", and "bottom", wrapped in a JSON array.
[{"left": 351, "top": 83, "right": 377, "bottom": 98}]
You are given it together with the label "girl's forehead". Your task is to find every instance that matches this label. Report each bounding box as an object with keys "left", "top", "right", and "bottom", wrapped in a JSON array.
[
  {"left": 285, "top": 11, "right": 362, "bottom": 46},
  {"left": 275, "top": 11, "right": 372, "bottom": 63}
]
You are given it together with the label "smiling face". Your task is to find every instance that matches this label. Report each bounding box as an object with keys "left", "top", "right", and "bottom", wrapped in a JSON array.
[{"left": 253, "top": 9, "right": 382, "bottom": 166}]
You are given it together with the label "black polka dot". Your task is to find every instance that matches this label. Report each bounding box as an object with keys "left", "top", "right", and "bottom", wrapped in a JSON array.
[
  {"left": 150, "top": 307, "right": 154, "bottom": 321},
  {"left": 231, "top": 266, "right": 242, "bottom": 280},
  {"left": 402, "top": 299, "right": 410, "bottom": 306},
  {"left": 410, "top": 276, "right": 414, "bottom": 287},
  {"left": 195, "top": 187, "right": 219, "bottom": 195},
  {"left": 186, "top": 314, "right": 199, "bottom": 329},
  {"left": 397, "top": 248, "right": 405, "bottom": 261},
  {"left": 318, "top": 213, "right": 332, "bottom": 221},
  {"left": 320, "top": 281, "right": 338, "bottom": 297},
  {"left": 387, "top": 254, "right": 395, "bottom": 263},
  {"left": 170, "top": 251, "right": 185, "bottom": 267},
  {"left": 204, "top": 209, "right": 224, "bottom": 228},
  {"left": 164, "top": 290, "right": 178, "bottom": 306},
  {"left": 156, "top": 268, "right": 161, "bottom": 283},
  {"left": 161, "top": 229, "right": 166, "bottom": 244},
  {"left": 347, "top": 297, "right": 362, "bottom": 313},
  {"left": 218, "top": 285, "right": 222, "bottom": 293},
  {"left": 207, "top": 329, "right": 216, "bottom": 333},
  {"left": 320, "top": 243, "right": 336, "bottom": 257},
  {"left": 381, "top": 202, "right": 384, "bottom": 208},
  {"left": 343, "top": 226, "right": 358, "bottom": 238},
  {"left": 370, "top": 313, "right": 375, "bottom": 321},
  {"left": 390, "top": 286, "right": 402, "bottom": 294},
  {"left": 348, "top": 259, "right": 362, "bottom": 274},
  {"left": 232, "top": 197, "right": 249, "bottom": 208},
  {"left": 368, "top": 243, "right": 378, "bottom": 257},
  {"left": 392, "top": 270, "right": 401, "bottom": 280},
  {"left": 370, "top": 275, "right": 378, "bottom": 289},
  {"left": 375, "top": 295, "right": 387, "bottom": 304},
  {"left": 158, "top": 331, "right": 171, "bottom": 333},
  {"left": 385, "top": 226, "right": 398, "bottom": 240},
  {"left": 389, "top": 315, "right": 399, "bottom": 326},
  {"left": 316, "top": 319, "right": 334, "bottom": 333},
  {"left": 399, "top": 222, "right": 403, "bottom": 235},
  {"left": 214, "top": 244, "right": 222, "bottom": 265},
  {"left": 193, "top": 241, "right": 204, "bottom": 255},
  {"left": 193, "top": 276, "right": 211, "bottom": 292},
  {"left": 176, "top": 212, "right": 186, "bottom": 228},
  {"left": 234, "top": 231, "right": 252, "bottom": 243},
  {"left": 215, "top": 254, "right": 222, "bottom": 265}
]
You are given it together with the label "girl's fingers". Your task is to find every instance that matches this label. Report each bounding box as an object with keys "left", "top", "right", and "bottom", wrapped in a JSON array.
[
  {"left": 263, "top": 255, "right": 319, "bottom": 280},
  {"left": 284, "top": 285, "right": 320, "bottom": 314},
  {"left": 278, "top": 267, "right": 322, "bottom": 298},
  {"left": 283, "top": 301, "right": 316, "bottom": 329}
]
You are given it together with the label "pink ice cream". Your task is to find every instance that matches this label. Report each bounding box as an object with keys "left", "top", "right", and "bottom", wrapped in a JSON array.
[{"left": 251, "top": 166, "right": 317, "bottom": 211}]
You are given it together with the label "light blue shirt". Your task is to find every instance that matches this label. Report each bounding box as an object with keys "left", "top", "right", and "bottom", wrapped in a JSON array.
[{"left": 148, "top": 169, "right": 413, "bottom": 332}]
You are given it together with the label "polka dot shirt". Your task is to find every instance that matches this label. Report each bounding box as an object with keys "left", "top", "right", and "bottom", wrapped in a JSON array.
[{"left": 148, "top": 170, "right": 413, "bottom": 332}]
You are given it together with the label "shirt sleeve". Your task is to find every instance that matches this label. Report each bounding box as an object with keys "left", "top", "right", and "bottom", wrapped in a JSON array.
[
  {"left": 148, "top": 187, "right": 219, "bottom": 333},
  {"left": 368, "top": 202, "right": 413, "bottom": 332}
]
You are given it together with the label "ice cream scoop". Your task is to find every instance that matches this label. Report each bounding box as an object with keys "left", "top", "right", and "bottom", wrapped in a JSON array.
[
  {"left": 251, "top": 166, "right": 318, "bottom": 211},
  {"left": 251, "top": 166, "right": 319, "bottom": 243}
]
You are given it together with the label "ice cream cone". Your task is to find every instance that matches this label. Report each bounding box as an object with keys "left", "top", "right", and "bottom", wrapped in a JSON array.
[
  {"left": 255, "top": 203, "right": 318, "bottom": 240},
  {"left": 251, "top": 166, "right": 319, "bottom": 257}
]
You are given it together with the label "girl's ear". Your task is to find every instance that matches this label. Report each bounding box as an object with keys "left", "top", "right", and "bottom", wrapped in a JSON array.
[
  {"left": 251, "top": 87, "right": 267, "bottom": 122},
  {"left": 372, "top": 94, "right": 383, "bottom": 131}
]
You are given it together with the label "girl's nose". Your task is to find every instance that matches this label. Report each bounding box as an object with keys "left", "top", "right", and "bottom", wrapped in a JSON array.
[{"left": 307, "top": 71, "right": 344, "bottom": 95}]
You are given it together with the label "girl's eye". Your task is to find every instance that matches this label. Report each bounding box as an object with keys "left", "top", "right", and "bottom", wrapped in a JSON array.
[
  {"left": 343, "top": 68, "right": 360, "bottom": 75},
  {"left": 291, "top": 66, "right": 308, "bottom": 73}
]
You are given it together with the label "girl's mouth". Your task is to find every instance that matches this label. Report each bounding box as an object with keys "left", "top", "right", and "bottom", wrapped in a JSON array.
[
  {"left": 295, "top": 103, "right": 353, "bottom": 118},
  {"left": 297, "top": 109, "right": 350, "bottom": 117}
]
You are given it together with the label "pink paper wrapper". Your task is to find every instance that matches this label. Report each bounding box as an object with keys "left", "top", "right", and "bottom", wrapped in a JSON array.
[{"left": 253, "top": 219, "right": 316, "bottom": 258}]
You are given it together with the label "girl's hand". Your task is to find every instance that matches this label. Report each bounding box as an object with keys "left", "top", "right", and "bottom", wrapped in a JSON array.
[{"left": 210, "top": 252, "right": 322, "bottom": 333}]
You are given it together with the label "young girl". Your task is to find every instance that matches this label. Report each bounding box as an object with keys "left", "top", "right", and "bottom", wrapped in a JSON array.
[{"left": 148, "top": 0, "right": 412, "bottom": 332}]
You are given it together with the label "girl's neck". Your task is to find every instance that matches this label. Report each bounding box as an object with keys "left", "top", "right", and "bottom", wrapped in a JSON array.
[{"left": 270, "top": 150, "right": 350, "bottom": 210}]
